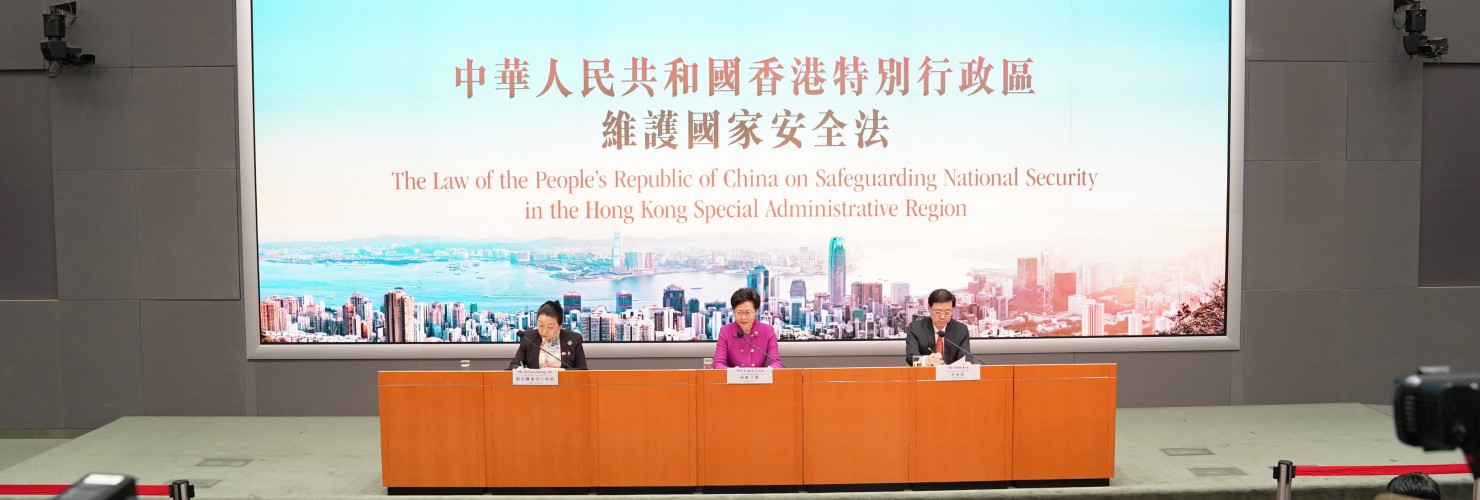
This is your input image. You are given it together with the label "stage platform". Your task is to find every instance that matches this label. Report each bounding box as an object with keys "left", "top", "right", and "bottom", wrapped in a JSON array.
[{"left": 0, "top": 403, "right": 1473, "bottom": 500}]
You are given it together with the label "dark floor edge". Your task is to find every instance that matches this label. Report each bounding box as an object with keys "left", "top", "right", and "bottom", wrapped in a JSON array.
[
  {"left": 804, "top": 482, "right": 910, "bottom": 493},
  {"left": 911, "top": 480, "right": 1012, "bottom": 491},
  {"left": 594, "top": 486, "right": 700, "bottom": 495},
  {"left": 387, "top": 487, "right": 485, "bottom": 495},
  {"left": 1013, "top": 478, "right": 1111, "bottom": 488},
  {"left": 700, "top": 485, "right": 804, "bottom": 494},
  {"left": 486, "top": 487, "right": 592, "bottom": 495},
  {"left": 0, "top": 428, "right": 93, "bottom": 439}
]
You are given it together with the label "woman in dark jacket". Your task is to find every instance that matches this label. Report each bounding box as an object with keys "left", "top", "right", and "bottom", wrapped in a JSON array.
[{"left": 508, "top": 300, "right": 587, "bottom": 370}]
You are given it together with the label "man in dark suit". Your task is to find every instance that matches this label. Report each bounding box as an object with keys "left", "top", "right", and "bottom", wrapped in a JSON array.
[{"left": 904, "top": 289, "right": 971, "bottom": 366}]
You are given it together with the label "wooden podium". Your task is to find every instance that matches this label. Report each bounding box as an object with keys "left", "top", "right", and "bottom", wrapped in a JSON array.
[
  {"left": 908, "top": 365, "right": 1015, "bottom": 484},
  {"left": 696, "top": 368, "right": 803, "bottom": 486},
  {"left": 589, "top": 370, "right": 697, "bottom": 487},
  {"left": 1012, "top": 364, "right": 1118, "bottom": 482},
  {"left": 483, "top": 370, "right": 592, "bottom": 488},
  {"left": 378, "top": 371, "right": 486, "bottom": 488},
  {"left": 801, "top": 367, "right": 911, "bottom": 485},
  {"left": 379, "top": 364, "right": 1116, "bottom": 491}
]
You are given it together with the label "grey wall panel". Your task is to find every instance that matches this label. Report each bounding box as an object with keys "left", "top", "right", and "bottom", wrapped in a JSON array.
[
  {"left": 1416, "top": 287, "right": 1480, "bottom": 373},
  {"left": 1075, "top": 351, "right": 1233, "bottom": 408},
  {"left": 55, "top": 0, "right": 133, "bottom": 69},
  {"left": 2, "top": 0, "right": 1472, "bottom": 425},
  {"left": 1246, "top": 0, "right": 1349, "bottom": 62},
  {"left": 1246, "top": 62, "right": 1348, "bottom": 161},
  {"left": 981, "top": 353, "right": 1078, "bottom": 366},
  {"left": 253, "top": 360, "right": 419, "bottom": 416},
  {"left": 139, "top": 300, "right": 246, "bottom": 416},
  {"left": 587, "top": 357, "right": 700, "bottom": 371},
  {"left": 1349, "top": 0, "right": 1418, "bottom": 62},
  {"left": 1419, "top": 64, "right": 1480, "bottom": 287},
  {"left": 1240, "top": 290, "right": 1344, "bottom": 404},
  {"left": 53, "top": 170, "right": 139, "bottom": 299},
  {"left": 410, "top": 359, "right": 511, "bottom": 372},
  {"left": 0, "top": 301, "right": 63, "bottom": 428},
  {"left": 131, "top": 67, "right": 237, "bottom": 169},
  {"left": 130, "top": 0, "right": 235, "bottom": 68},
  {"left": 1339, "top": 289, "right": 1421, "bottom": 405},
  {"left": 58, "top": 300, "right": 144, "bottom": 428},
  {"left": 1346, "top": 62, "right": 1422, "bottom": 161},
  {"left": 0, "top": 0, "right": 48, "bottom": 70},
  {"left": 1423, "top": 0, "right": 1480, "bottom": 63},
  {"left": 49, "top": 67, "right": 133, "bottom": 171},
  {"left": 135, "top": 169, "right": 240, "bottom": 299},
  {"left": 1243, "top": 161, "right": 1346, "bottom": 290},
  {"left": 0, "top": 72, "right": 57, "bottom": 299},
  {"left": 778, "top": 355, "right": 903, "bottom": 368},
  {"left": 1344, "top": 161, "right": 1420, "bottom": 289}
]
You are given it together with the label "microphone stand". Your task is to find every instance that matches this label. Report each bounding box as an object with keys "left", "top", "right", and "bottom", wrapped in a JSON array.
[
  {"left": 519, "top": 332, "right": 573, "bottom": 369},
  {"left": 939, "top": 333, "right": 987, "bottom": 366}
]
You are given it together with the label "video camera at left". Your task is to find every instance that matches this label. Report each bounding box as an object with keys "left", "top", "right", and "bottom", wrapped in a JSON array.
[
  {"left": 54, "top": 473, "right": 136, "bottom": 500},
  {"left": 1393, "top": 367, "right": 1480, "bottom": 476}
]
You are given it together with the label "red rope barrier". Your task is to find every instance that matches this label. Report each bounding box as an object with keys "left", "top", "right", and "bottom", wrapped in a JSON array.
[
  {"left": 0, "top": 484, "right": 173, "bottom": 496},
  {"left": 1297, "top": 464, "right": 1471, "bottom": 476}
]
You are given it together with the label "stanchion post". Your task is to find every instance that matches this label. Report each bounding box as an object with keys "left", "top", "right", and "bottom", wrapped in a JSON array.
[
  {"left": 1273, "top": 460, "right": 1295, "bottom": 500},
  {"left": 169, "top": 479, "right": 194, "bottom": 500},
  {"left": 1467, "top": 451, "right": 1480, "bottom": 500}
]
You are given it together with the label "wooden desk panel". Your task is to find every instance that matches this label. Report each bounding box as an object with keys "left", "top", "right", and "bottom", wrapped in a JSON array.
[
  {"left": 696, "top": 369, "right": 803, "bottom": 486},
  {"left": 484, "top": 371, "right": 592, "bottom": 488},
  {"left": 379, "top": 364, "right": 1118, "bottom": 489},
  {"left": 378, "top": 371, "right": 486, "bottom": 488},
  {"left": 589, "top": 370, "right": 697, "bottom": 487},
  {"left": 1011, "top": 364, "right": 1117, "bottom": 481},
  {"left": 801, "top": 367, "right": 910, "bottom": 485},
  {"left": 909, "top": 365, "right": 1014, "bottom": 484}
]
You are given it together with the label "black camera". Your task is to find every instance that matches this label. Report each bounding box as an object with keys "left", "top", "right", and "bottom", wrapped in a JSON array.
[
  {"left": 1395, "top": 0, "right": 1450, "bottom": 59},
  {"left": 39, "top": 2, "right": 95, "bottom": 67},
  {"left": 54, "top": 473, "right": 136, "bottom": 500},
  {"left": 1393, "top": 367, "right": 1480, "bottom": 474},
  {"left": 1404, "top": 34, "right": 1449, "bottom": 59}
]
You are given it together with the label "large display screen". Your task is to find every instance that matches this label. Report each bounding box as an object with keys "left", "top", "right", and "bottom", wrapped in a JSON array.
[{"left": 239, "top": 0, "right": 1242, "bottom": 358}]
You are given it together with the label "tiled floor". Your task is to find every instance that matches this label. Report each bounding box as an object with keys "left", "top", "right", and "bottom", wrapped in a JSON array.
[
  {"left": 0, "top": 404, "right": 1473, "bottom": 500},
  {"left": 0, "top": 439, "right": 70, "bottom": 474}
]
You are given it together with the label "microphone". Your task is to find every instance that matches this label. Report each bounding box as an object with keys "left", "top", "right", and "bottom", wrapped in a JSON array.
[
  {"left": 735, "top": 330, "right": 783, "bottom": 368},
  {"left": 937, "top": 330, "right": 987, "bottom": 366},
  {"left": 519, "top": 331, "right": 573, "bottom": 369}
]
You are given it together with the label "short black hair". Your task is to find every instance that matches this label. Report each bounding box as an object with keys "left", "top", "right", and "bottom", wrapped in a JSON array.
[
  {"left": 927, "top": 289, "right": 956, "bottom": 308},
  {"left": 730, "top": 287, "right": 761, "bottom": 310},
  {"left": 537, "top": 300, "right": 563, "bottom": 324},
  {"left": 1387, "top": 472, "right": 1441, "bottom": 500}
]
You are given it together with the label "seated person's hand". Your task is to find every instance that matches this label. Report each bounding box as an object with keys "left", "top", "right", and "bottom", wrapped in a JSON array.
[{"left": 927, "top": 353, "right": 944, "bottom": 366}]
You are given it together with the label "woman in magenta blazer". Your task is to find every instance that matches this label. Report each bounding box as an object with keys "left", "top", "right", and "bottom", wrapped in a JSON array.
[{"left": 713, "top": 287, "right": 783, "bottom": 368}]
